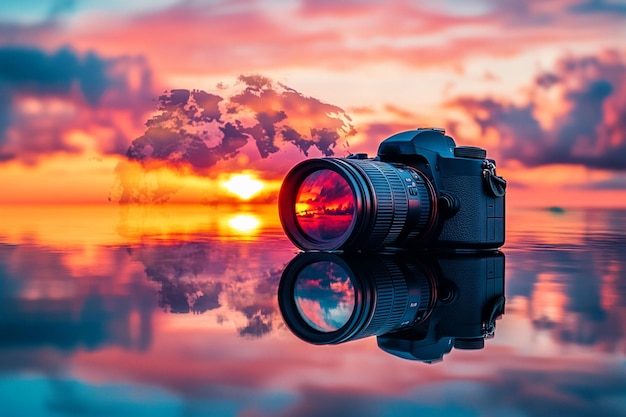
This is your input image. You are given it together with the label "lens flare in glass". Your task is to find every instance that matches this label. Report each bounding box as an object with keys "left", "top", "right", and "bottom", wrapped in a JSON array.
[
  {"left": 294, "top": 261, "right": 355, "bottom": 332},
  {"left": 295, "top": 170, "right": 355, "bottom": 242}
]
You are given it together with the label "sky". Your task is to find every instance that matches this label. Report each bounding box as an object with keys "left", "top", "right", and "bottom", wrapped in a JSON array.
[{"left": 1, "top": 0, "right": 626, "bottom": 206}]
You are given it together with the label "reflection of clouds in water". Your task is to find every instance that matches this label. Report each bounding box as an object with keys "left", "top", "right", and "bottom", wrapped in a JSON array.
[
  {"left": 0, "top": 234, "right": 289, "bottom": 360},
  {"left": 2, "top": 341, "right": 624, "bottom": 417},
  {"left": 401, "top": 366, "right": 626, "bottom": 417},
  {"left": 0, "top": 244, "right": 155, "bottom": 353},
  {"left": 129, "top": 241, "right": 285, "bottom": 337},
  {"left": 129, "top": 242, "right": 228, "bottom": 314},
  {"left": 505, "top": 209, "right": 626, "bottom": 351},
  {"left": 223, "top": 266, "right": 284, "bottom": 338},
  {"left": 193, "top": 363, "right": 625, "bottom": 417},
  {"left": 0, "top": 208, "right": 624, "bottom": 416}
]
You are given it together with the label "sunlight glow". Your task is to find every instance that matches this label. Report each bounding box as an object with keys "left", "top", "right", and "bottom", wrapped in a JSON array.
[
  {"left": 228, "top": 214, "right": 261, "bottom": 234},
  {"left": 221, "top": 173, "right": 265, "bottom": 200}
]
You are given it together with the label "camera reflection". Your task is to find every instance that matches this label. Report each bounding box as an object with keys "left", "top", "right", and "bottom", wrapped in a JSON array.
[{"left": 278, "top": 251, "right": 505, "bottom": 363}]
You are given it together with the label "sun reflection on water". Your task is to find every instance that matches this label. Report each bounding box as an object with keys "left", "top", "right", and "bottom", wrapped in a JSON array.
[{"left": 227, "top": 214, "right": 261, "bottom": 235}]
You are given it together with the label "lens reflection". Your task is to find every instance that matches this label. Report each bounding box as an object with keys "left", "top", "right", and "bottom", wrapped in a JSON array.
[
  {"left": 295, "top": 170, "right": 355, "bottom": 243},
  {"left": 294, "top": 261, "right": 355, "bottom": 332}
]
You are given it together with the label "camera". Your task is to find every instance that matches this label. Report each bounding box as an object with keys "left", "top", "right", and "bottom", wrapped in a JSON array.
[
  {"left": 279, "top": 128, "right": 506, "bottom": 251},
  {"left": 278, "top": 251, "right": 505, "bottom": 362}
]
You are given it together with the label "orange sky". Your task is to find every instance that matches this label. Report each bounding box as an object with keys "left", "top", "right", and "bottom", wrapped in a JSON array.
[{"left": 1, "top": 0, "right": 625, "bottom": 207}]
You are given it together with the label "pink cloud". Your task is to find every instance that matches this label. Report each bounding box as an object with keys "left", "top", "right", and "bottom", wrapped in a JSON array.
[
  {"left": 114, "top": 75, "right": 355, "bottom": 203},
  {"left": 4, "top": 0, "right": 622, "bottom": 77},
  {"left": 448, "top": 50, "right": 626, "bottom": 173},
  {"left": 0, "top": 46, "right": 156, "bottom": 164}
]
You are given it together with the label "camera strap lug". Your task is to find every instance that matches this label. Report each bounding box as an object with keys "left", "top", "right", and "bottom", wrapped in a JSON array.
[{"left": 482, "top": 161, "right": 507, "bottom": 198}]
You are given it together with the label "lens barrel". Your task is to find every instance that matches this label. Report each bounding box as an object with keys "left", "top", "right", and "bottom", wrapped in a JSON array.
[
  {"left": 279, "top": 158, "right": 437, "bottom": 251},
  {"left": 278, "top": 252, "right": 437, "bottom": 345}
]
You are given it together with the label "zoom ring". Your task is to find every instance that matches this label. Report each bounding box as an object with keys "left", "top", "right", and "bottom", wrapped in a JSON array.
[{"left": 345, "top": 160, "right": 409, "bottom": 249}]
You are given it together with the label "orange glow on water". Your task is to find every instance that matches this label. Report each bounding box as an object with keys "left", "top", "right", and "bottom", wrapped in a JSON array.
[
  {"left": 0, "top": 204, "right": 282, "bottom": 247},
  {"left": 531, "top": 273, "right": 567, "bottom": 326},
  {"left": 227, "top": 213, "right": 261, "bottom": 235}
]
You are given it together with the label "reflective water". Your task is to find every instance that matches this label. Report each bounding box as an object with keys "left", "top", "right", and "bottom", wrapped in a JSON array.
[{"left": 0, "top": 204, "right": 625, "bottom": 417}]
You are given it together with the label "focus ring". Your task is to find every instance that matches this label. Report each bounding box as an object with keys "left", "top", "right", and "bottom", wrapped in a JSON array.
[
  {"left": 403, "top": 178, "right": 433, "bottom": 243},
  {"left": 377, "top": 163, "right": 410, "bottom": 247}
]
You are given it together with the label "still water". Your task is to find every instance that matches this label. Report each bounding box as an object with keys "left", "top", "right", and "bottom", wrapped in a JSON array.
[{"left": 0, "top": 204, "right": 624, "bottom": 417}]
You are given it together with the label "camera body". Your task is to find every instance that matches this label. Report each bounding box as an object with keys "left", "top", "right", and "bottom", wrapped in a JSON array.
[
  {"left": 374, "top": 128, "right": 505, "bottom": 250},
  {"left": 279, "top": 127, "right": 506, "bottom": 251}
]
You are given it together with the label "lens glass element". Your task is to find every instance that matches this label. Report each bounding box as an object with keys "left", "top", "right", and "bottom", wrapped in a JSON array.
[
  {"left": 294, "top": 261, "right": 355, "bottom": 332},
  {"left": 295, "top": 170, "right": 355, "bottom": 243}
]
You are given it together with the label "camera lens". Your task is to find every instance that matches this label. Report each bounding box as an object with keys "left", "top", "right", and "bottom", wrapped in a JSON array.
[
  {"left": 279, "top": 158, "right": 437, "bottom": 251},
  {"left": 293, "top": 261, "right": 355, "bottom": 332},
  {"left": 295, "top": 169, "right": 356, "bottom": 244},
  {"left": 278, "top": 252, "right": 437, "bottom": 345}
]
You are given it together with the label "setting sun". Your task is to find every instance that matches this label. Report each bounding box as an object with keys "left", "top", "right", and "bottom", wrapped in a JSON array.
[{"left": 221, "top": 173, "right": 265, "bottom": 200}]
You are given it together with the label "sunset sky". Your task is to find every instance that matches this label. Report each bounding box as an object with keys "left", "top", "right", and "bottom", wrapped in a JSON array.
[{"left": 1, "top": 0, "right": 625, "bottom": 207}]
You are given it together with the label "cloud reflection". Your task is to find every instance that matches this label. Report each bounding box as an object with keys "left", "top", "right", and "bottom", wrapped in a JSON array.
[
  {"left": 0, "top": 207, "right": 624, "bottom": 417},
  {"left": 0, "top": 244, "right": 155, "bottom": 352},
  {"left": 506, "top": 208, "right": 626, "bottom": 352}
]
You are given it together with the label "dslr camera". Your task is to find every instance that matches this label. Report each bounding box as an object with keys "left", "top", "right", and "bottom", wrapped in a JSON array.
[{"left": 279, "top": 128, "right": 506, "bottom": 251}]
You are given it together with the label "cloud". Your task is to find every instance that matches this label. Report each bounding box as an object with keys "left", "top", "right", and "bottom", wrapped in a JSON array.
[
  {"left": 572, "top": 174, "right": 626, "bottom": 190},
  {"left": 0, "top": 45, "right": 156, "bottom": 163},
  {"left": 7, "top": 0, "right": 623, "bottom": 78},
  {"left": 569, "top": 0, "right": 626, "bottom": 14},
  {"left": 448, "top": 50, "right": 626, "bottom": 172},
  {"left": 114, "top": 75, "right": 355, "bottom": 203},
  {"left": 0, "top": 46, "right": 108, "bottom": 104},
  {"left": 239, "top": 315, "right": 272, "bottom": 337}
]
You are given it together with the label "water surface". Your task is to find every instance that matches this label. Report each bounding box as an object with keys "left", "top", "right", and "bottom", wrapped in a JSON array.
[{"left": 1, "top": 204, "right": 625, "bottom": 417}]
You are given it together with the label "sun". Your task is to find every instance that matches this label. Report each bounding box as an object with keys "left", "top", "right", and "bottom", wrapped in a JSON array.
[{"left": 221, "top": 173, "right": 265, "bottom": 200}]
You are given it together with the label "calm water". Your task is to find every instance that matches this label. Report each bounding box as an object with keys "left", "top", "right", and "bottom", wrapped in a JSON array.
[{"left": 0, "top": 204, "right": 625, "bottom": 417}]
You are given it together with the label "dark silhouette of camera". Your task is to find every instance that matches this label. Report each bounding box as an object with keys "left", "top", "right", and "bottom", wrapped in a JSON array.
[{"left": 278, "top": 251, "right": 505, "bottom": 363}]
